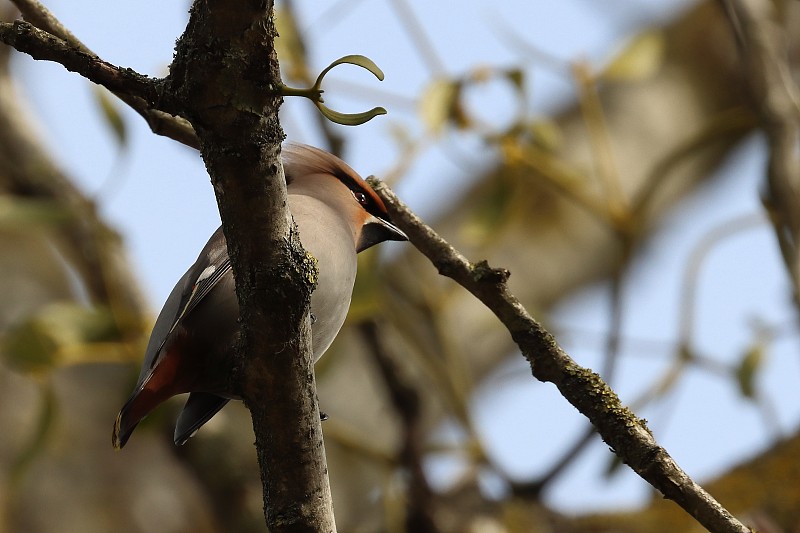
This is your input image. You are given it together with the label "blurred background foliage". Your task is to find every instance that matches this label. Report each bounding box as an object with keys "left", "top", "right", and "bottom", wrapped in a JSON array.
[{"left": 1, "top": 0, "right": 799, "bottom": 532}]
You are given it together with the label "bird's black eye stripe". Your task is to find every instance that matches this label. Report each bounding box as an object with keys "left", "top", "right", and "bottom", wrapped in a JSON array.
[
  {"left": 334, "top": 169, "right": 386, "bottom": 219},
  {"left": 350, "top": 188, "right": 384, "bottom": 219}
]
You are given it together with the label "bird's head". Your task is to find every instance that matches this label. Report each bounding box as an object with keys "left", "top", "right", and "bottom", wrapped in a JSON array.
[{"left": 283, "top": 143, "right": 407, "bottom": 252}]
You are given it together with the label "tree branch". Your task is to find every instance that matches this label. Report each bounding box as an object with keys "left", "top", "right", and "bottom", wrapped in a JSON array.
[
  {"left": 0, "top": 21, "right": 159, "bottom": 101},
  {"left": 368, "top": 177, "right": 751, "bottom": 533},
  {"left": 360, "top": 319, "right": 439, "bottom": 533},
  {"left": 167, "top": 1, "right": 334, "bottom": 531},
  {"left": 4, "top": 0, "right": 199, "bottom": 148},
  {"left": 719, "top": 0, "right": 800, "bottom": 303}
]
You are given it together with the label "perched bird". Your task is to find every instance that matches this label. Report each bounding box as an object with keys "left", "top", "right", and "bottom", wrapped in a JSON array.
[{"left": 113, "top": 143, "right": 406, "bottom": 449}]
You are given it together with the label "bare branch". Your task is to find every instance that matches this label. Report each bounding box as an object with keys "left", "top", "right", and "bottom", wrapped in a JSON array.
[
  {"left": 720, "top": 0, "right": 800, "bottom": 301},
  {"left": 368, "top": 177, "right": 752, "bottom": 533},
  {"left": 0, "top": 21, "right": 159, "bottom": 101},
  {"left": 5, "top": 0, "right": 199, "bottom": 149},
  {"left": 360, "top": 320, "right": 440, "bottom": 533},
  {"left": 11, "top": 0, "right": 88, "bottom": 52}
]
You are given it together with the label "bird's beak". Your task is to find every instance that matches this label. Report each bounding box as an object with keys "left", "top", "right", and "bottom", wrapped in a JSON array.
[{"left": 357, "top": 215, "right": 408, "bottom": 252}]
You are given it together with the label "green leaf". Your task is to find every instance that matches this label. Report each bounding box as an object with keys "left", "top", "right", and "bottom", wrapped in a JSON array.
[
  {"left": 315, "top": 102, "right": 387, "bottom": 126},
  {"left": 93, "top": 86, "right": 128, "bottom": 148},
  {"left": 2, "top": 303, "right": 121, "bottom": 375},
  {"left": 735, "top": 344, "right": 765, "bottom": 399},
  {"left": 314, "top": 54, "right": 385, "bottom": 88},
  {"left": 281, "top": 54, "right": 387, "bottom": 126},
  {"left": 0, "top": 196, "right": 72, "bottom": 229}
]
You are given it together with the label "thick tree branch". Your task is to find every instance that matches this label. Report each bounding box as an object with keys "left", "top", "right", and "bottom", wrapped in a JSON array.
[
  {"left": 368, "top": 177, "right": 751, "bottom": 533},
  {"left": 167, "top": 1, "right": 334, "bottom": 531}
]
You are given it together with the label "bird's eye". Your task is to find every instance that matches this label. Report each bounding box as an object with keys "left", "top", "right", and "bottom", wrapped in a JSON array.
[{"left": 353, "top": 191, "right": 368, "bottom": 205}]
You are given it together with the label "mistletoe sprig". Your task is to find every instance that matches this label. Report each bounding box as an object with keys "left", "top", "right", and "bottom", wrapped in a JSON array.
[{"left": 280, "top": 54, "right": 387, "bottom": 126}]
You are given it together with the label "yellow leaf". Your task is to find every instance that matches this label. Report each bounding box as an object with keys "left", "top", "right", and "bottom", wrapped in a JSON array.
[
  {"left": 602, "top": 30, "right": 665, "bottom": 82},
  {"left": 275, "top": 6, "right": 310, "bottom": 81},
  {"left": 527, "top": 119, "right": 563, "bottom": 151},
  {"left": 419, "top": 78, "right": 460, "bottom": 134}
]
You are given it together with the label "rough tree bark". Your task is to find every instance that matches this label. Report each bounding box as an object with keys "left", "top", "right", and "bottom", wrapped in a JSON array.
[{"left": 165, "top": 2, "right": 336, "bottom": 530}]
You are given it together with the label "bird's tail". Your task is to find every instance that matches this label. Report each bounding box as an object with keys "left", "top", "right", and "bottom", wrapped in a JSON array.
[
  {"left": 174, "top": 393, "right": 230, "bottom": 446},
  {"left": 113, "top": 370, "right": 176, "bottom": 449},
  {"left": 113, "top": 347, "right": 192, "bottom": 449},
  {"left": 112, "top": 391, "right": 148, "bottom": 450}
]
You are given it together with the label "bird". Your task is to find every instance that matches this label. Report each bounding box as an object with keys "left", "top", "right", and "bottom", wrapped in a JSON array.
[{"left": 112, "top": 143, "right": 407, "bottom": 449}]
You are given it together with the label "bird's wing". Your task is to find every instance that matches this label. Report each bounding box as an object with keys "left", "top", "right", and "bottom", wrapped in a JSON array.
[
  {"left": 136, "top": 227, "right": 231, "bottom": 385},
  {"left": 168, "top": 256, "right": 232, "bottom": 336}
]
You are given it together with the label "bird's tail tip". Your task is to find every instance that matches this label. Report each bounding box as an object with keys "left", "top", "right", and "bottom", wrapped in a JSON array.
[
  {"left": 112, "top": 410, "right": 131, "bottom": 450},
  {"left": 112, "top": 362, "right": 190, "bottom": 450},
  {"left": 112, "top": 392, "right": 144, "bottom": 450}
]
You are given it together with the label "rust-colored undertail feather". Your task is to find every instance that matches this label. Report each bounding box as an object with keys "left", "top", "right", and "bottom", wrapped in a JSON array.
[{"left": 112, "top": 343, "right": 191, "bottom": 449}]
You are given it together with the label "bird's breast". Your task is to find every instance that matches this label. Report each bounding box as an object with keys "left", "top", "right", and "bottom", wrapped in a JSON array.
[{"left": 290, "top": 194, "right": 359, "bottom": 360}]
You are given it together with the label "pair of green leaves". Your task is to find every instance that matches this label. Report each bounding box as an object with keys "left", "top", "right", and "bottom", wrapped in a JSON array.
[{"left": 281, "top": 54, "right": 387, "bottom": 126}]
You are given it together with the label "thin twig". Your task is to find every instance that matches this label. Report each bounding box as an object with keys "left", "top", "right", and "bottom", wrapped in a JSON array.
[
  {"left": 520, "top": 241, "right": 633, "bottom": 497},
  {"left": 368, "top": 177, "right": 752, "bottom": 533},
  {"left": 0, "top": 21, "right": 162, "bottom": 100},
  {"left": 720, "top": 0, "right": 800, "bottom": 303},
  {"left": 360, "top": 319, "right": 440, "bottom": 533},
  {"left": 388, "top": 0, "right": 446, "bottom": 75},
  {"left": 678, "top": 213, "right": 765, "bottom": 346},
  {"left": 7, "top": 0, "right": 199, "bottom": 148}
]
